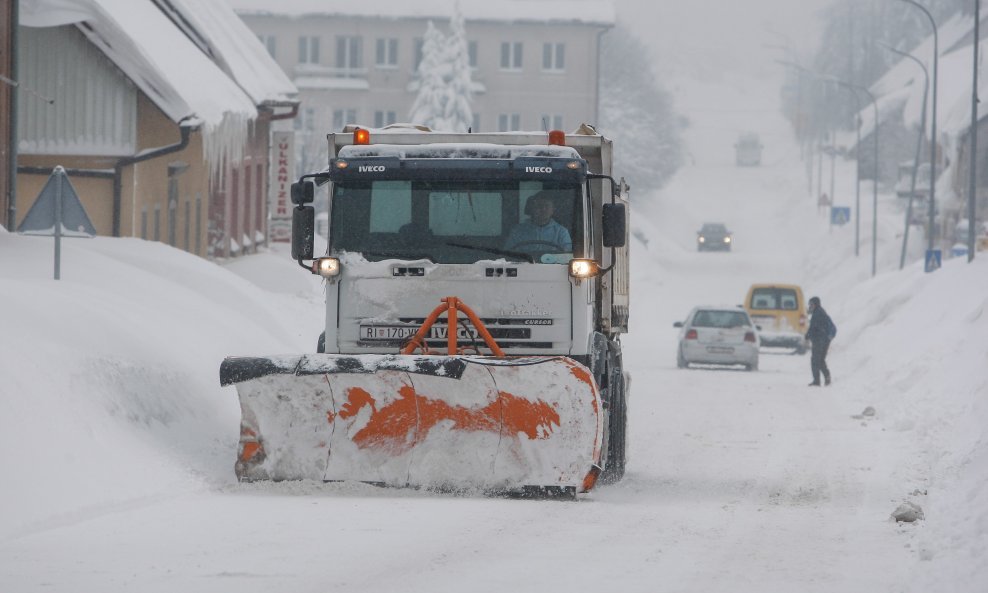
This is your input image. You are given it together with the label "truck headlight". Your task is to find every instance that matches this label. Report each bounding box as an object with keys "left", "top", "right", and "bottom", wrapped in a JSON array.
[
  {"left": 569, "top": 258, "right": 600, "bottom": 279},
  {"left": 313, "top": 257, "right": 341, "bottom": 277}
]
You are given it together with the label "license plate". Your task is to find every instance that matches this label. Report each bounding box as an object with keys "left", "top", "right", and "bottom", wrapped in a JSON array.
[
  {"left": 360, "top": 325, "right": 480, "bottom": 341},
  {"left": 706, "top": 346, "right": 734, "bottom": 354}
]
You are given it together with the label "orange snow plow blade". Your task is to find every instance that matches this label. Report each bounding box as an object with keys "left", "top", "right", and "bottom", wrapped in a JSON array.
[{"left": 220, "top": 354, "right": 603, "bottom": 494}]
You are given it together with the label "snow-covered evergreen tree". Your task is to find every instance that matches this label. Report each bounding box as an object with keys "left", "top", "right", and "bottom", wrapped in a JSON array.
[
  {"left": 599, "top": 25, "right": 684, "bottom": 193},
  {"left": 408, "top": 6, "right": 473, "bottom": 132},
  {"left": 408, "top": 21, "right": 448, "bottom": 130},
  {"left": 442, "top": 3, "right": 473, "bottom": 132}
]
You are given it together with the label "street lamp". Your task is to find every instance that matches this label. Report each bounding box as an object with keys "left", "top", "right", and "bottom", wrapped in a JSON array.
[
  {"left": 827, "top": 77, "right": 881, "bottom": 277},
  {"left": 895, "top": 0, "right": 939, "bottom": 252},
  {"left": 879, "top": 42, "right": 929, "bottom": 269}
]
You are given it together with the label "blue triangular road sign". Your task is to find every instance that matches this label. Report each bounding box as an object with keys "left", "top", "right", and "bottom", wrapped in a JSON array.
[{"left": 17, "top": 166, "right": 96, "bottom": 237}]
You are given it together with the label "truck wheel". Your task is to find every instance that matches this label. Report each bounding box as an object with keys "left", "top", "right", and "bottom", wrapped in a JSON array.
[{"left": 599, "top": 375, "right": 627, "bottom": 485}]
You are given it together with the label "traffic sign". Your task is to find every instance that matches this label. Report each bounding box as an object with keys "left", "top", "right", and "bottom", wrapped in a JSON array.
[
  {"left": 830, "top": 206, "right": 851, "bottom": 226},
  {"left": 924, "top": 249, "right": 942, "bottom": 273},
  {"left": 17, "top": 166, "right": 95, "bottom": 280},
  {"left": 18, "top": 166, "right": 96, "bottom": 237}
]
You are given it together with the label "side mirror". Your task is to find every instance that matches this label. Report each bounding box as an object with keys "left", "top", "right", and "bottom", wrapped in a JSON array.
[
  {"left": 602, "top": 203, "right": 626, "bottom": 248},
  {"left": 673, "top": 321, "right": 683, "bottom": 328},
  {"left": 291, "top": 180, "right": 315, "bottom": 205},
  {"left": 292, "top": 206, "right": 315, "bottom": 260}
]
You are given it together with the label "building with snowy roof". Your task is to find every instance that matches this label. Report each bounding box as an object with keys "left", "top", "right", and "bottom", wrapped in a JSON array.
[
  {"left": 10, "top": 0, "right": 298, "bottom": 258},
  {"left": 862, "top": 11, "right": 988, "bottom": 248},
  {"left": 225, "top": 0, "right": 614, "bottom": 174}
]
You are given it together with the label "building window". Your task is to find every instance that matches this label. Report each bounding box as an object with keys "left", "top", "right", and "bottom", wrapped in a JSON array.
[
  {"left": 153, "top": 205, "right": 161, "bottom": 242},
  {"left": 333, "top": 108, "right": 358, "bottom": 131},
  {"left": 184, "top": 199, "right": 191, "bottom": 252},
  {"left": 542, "top": 42, "right": 565, "bottom": 71},
  {"left": 500, "top": 42, "right": 522, "bottom": 70},
  {"left": 374, "top": 110, "right": 397, "bottom": 128},
  {"left": 336, "top": 35, "right": 363, "bottom": 70},
  {"left": 498, "top": 113, "right": 521, "bottom": 132},
  {"left": 141, "top": 207, "right": 148, "bottom": 240},
  {"left": 541, "top": 114, "right": 564, "bottom": 131},
  {"left": 468, "top": 41, "right": 478, "bottom": 68},
  {"left": 472, "top": 113, "right": 481, "bottom": 133},
  {"left": 258, "top": 34, "right": 277, "bottom": 59},
  {"left": 376, "top": 38, "right": 398, "bottom": 68},
  {"left": 298, "top": 36, "right": 319, "bottom": 64},
  {"left": 414, "top": 38, "right": 424, "bottom": 70},
  {"left": 195, "top": 193, "right": 202, "bottom": 255}
]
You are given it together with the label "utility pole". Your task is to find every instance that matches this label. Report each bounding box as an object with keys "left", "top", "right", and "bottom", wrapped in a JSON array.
[
  {"left": 896, "top": 0, "right": 939, "bottom": 253},
  {"left": 880, "top": 43, "right": 929, "bottom": 269},
  {"left": 968, "top": 0, "right": 980, "bottom": 262}
]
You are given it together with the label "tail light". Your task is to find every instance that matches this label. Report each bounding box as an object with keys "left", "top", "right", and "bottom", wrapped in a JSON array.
[
  {"left": 799, "top": 314, "right": 807, "bottom": 328},
  {"left": 744, "top": 331, "right": 757, "bottom": 343},
  {"left": 685, "top": 329, "right": 698, "bottom": 340}
]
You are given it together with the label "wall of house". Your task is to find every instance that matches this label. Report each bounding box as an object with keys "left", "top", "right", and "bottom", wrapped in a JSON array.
[
  {"left": 240, "top": 13, "right": 606, "bottom": 173},
  {"left": 209, "top": 117, "right": 271, "bottom": 258},
  {"left": 120, "top": 94, "right": 210, "bottom": 257}
]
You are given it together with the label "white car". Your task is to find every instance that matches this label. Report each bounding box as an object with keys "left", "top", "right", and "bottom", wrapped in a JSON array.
[{"left": 674, "top": 306, "right": 760, "bottom": 371}]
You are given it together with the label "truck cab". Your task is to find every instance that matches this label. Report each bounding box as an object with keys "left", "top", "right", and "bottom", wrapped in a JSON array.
[{"left": 297, "top": 127, "right": 629, "bottom": 363}]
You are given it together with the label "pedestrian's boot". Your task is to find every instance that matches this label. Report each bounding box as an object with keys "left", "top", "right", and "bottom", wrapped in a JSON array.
[
  {"left": 824, "top": 372, "right": 831, "bottom": 386},
  {"left": 808, "top": 381, "right": 821, "bottom": 387}
]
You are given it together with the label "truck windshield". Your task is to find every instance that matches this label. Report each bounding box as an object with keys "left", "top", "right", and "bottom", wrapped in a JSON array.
[{"left": 330, "top": 179, "right": 584, "bottom": 264}]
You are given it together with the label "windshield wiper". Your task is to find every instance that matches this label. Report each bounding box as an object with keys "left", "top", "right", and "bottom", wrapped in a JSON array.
[{"left": 443, "top": 241, "right": 534, "bottom": 263}]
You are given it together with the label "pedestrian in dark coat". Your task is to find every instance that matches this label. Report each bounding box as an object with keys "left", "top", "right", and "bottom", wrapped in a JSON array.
[{"left": 805, "top": 296, "right": 833, "bottom": 386}]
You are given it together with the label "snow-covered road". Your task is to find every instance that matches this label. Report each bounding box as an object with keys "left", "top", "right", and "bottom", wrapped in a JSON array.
[{"left": 3, "top": 76, "right": 984, "bottom": 592}]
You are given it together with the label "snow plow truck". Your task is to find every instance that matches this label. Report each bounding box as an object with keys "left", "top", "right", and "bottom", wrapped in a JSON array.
[{"left": 220, "top": 124, "right": 630, "bottom": 497}]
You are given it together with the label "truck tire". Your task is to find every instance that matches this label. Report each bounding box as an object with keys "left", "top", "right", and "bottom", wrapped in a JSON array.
[
  {"left": 599, "top": 340, "right": 627, "bottom": 485},
  {"left": 599, "top": 374, "right": 627, "bottom": 485}
]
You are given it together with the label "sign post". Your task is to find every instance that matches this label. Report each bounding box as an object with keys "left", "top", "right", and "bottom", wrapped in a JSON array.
[
  {"left": 17, "top": 166, "right": 96, "bottom": 279},
  {"left": 924, "top": 249, "right": 942, "bottom": 273},
  {"left": 269, "top": 131, "right": 295, "bottom": 242}
]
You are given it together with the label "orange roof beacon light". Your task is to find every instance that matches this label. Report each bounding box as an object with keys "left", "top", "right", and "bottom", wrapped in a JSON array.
[
  {"left": 548, "top": 130, "right": 566, "bottom": 146},
  {"left": 354, "top": 128, "right": 371, "bottom": 145}
]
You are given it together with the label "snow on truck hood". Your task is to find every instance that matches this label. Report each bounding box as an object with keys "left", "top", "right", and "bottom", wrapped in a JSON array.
[{"left": 338, "top": 143, "right": 583, "bottom": 160}]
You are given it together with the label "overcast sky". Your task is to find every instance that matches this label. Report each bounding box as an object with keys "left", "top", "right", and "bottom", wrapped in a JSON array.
[{"left": 615, "top": 0, "right": 838, "bottom": 79}]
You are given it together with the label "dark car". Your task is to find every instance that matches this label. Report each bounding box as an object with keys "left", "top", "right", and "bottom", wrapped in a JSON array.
[{"left": 697, "top": 223, "right": 732, "bottom": 252}]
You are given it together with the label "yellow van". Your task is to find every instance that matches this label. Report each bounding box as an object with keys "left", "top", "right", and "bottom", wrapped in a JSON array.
[{"left": 743, "top": 284, "right": 808, "bottom": 354}]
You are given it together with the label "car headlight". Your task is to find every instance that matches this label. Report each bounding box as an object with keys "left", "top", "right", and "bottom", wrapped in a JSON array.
[
  {"left": 312, "top": 257, "right": 341, "bottom": 277},
  {"left": 724, "top": 236, "right": 732, "bottom": 243},
  {"left": 698, "top": 236, "right": 706, "bottom": 243},
  {"left": 569, "top": 258, "right": 600, "bottom": 279}
]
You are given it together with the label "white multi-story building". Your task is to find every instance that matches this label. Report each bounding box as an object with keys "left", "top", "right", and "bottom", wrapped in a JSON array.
[{"left": 226, "top": 0, "right": 614, "bottom": 172}]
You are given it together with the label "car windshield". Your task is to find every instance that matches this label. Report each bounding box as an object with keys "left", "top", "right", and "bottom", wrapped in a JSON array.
[
  {"left": 750, "top": 288, "right": 799, "bottom": 310},
  {"left": 330, "top": 179, "right": 584, "bottom": 264},
  {"left": 701, "top": 224, "right": 726, "bottom": 233},
  {"left": 692, "top": 310, "right": 751, "bottom": 328}
]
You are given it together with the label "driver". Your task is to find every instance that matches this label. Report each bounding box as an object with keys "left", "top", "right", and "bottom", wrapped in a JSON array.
[{"left": 504, "top": 191, "right": 572, "bottom": 253}]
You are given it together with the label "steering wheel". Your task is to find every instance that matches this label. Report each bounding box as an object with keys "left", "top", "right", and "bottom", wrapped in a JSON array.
[{"left": 509, "top": 240, "right": 566, "bottom": 252}]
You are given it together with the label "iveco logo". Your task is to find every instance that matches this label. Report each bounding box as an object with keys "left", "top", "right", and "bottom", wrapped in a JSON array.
[
  {"left": 359, "top": 165, "right": 386, "bottom": 172},
  {"left": 525, "top": 166, "right": 553, "bottom": 173}
]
